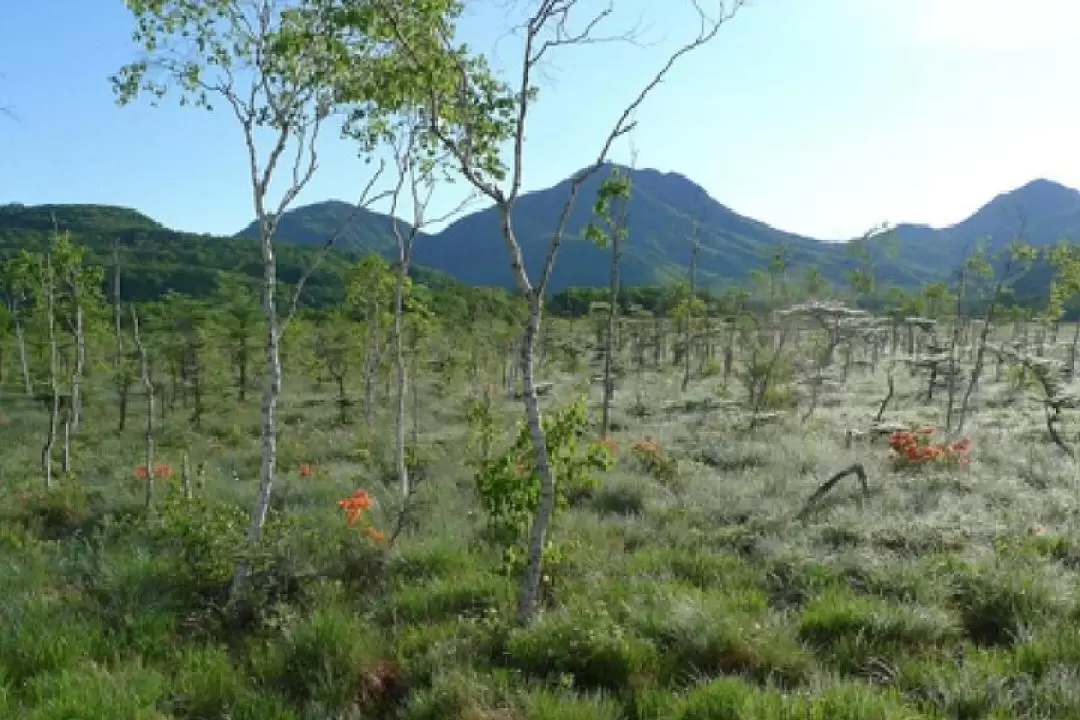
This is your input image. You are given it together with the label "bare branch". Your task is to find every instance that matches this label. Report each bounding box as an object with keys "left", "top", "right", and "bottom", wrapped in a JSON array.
[
  {"left": 532, "top": 0, "right": 746, "bottom": 296},
  {"left": 280, "top": 158, "right": 392, "bottom": 333}
]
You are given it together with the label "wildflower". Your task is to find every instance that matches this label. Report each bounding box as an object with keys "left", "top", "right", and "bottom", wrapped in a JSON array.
[
  {"left": 298, "top": 463, "right": 314, "bottom": 478},
  {"left": 338, "top": 489, "right": 374, "bottom": 527},
  {"left": 133, "top": 463, "right": 173, "bottom": 480},
  {"left": 363, "top": 526, "right": 386, "bottom": 543}
]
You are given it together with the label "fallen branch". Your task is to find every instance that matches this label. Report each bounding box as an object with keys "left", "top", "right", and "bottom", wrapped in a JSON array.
[{"left": 797, "top": 463, "right": 868, "bottom": 518}]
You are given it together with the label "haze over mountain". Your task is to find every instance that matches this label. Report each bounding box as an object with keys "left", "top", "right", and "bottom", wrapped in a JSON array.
[{"left": 237, "top": 166, "right": 1080, "bottom": 294}]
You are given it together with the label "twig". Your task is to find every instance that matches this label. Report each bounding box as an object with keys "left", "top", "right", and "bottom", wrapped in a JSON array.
[{"left": 280, "top": 158, "right": 392, "bottom": 334}]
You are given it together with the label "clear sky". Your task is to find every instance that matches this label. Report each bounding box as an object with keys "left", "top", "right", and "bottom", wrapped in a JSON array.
[{"left": 1, "top": 0, "right": 1078, "bottom": 241}]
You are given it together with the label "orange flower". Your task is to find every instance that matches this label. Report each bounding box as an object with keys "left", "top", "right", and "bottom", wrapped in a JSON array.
[
  {"left": 134, "top": 463, "right": 173, "bottom": 480},
  {"left": 363, "top": 526, "right": 386, "bottom": 543},
  {"left": 338, "top": 489, "right": 374, "bottom": 527},
  {"left": 298, "top": 463, "right": 314, "bottom": 478}
]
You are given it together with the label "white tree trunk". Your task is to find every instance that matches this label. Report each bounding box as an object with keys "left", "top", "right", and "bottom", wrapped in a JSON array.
[
  {"left": 393, "top": 267, "right": 409, "bottom": 500},
  {"left": 231, "top": 226, "right": 281, "bottom": 600},
  {"left": 131, "top": 307, "right": 155, "bottom": 507},
  {"left": 42, "top": 261, "right": 59, "bottom": 488},
  {"left": 516, "top": 295, "right": 557, "bottom": 623},
  {"left": 71, "top": 299, "right": 85, "bottom": 429}
]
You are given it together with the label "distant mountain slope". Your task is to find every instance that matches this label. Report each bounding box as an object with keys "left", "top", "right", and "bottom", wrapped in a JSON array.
[
  {"left": 889, "top": 179, "right": 1080, "bottom": 270},
  {"left": 234, "top": 200, "right": 404, "bottom": 254},
  {"left": 0, "top": 204, "right": 523, "bottom": 324},
  {"left": 0, "top": 203, "right": 162, "bottom": 234},
  {"left": 7, "top": 168, "right": 1080, "bottom": 311}
]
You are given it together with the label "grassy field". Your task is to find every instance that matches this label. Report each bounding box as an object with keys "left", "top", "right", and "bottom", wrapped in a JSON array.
[{"left": 2, "top": 317, "right": 1079, "bottom": 719}]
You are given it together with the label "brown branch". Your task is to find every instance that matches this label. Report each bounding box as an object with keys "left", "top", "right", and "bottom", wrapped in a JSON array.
[
  {"left": 797, "top": 463, "right": 869, "bottom": 519},
  {"left": 1044, "top": 402, "right": 1075, "bottom": 460},
  {"left": 874, "top": 363, "right": 895, "bottom": 423}
]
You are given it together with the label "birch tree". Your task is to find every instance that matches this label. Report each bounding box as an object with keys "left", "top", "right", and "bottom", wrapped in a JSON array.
[
  {"left": 352, "top": 0, "right": 749, "bottom": 623},
  {"left": 111, "top": 0, "right": 406, "bottom": 601}
]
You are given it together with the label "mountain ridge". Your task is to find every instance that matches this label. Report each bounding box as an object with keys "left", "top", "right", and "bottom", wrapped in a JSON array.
[
  {"left": 239, "top": 167, "right": 1080, "bottom": 292},
  {"left": 7, "top": 169, "right": 1080, "bottom": 299}
]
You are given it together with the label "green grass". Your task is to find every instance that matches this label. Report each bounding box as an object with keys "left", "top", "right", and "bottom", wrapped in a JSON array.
[{"left": 4, "top": 319, "right": 1080, "bottom": 718}]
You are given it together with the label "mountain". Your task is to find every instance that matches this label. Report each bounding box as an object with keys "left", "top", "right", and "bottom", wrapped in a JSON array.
[
  {"left": 262, "top": 167, "right": 1080, "bottom": 294},
  {"left": 234, "top": 200, "right": 403, "bottom": 254},
  {"left": 5, "top": 170, "right": 1080, "bottom": 316},
  {"left": 0, "top": 203, "right": 524, "bottom": 326},
  {"left": 891, "top": 179, "right": 1080, "bottom": 271},
  {"left": 0, "top": 203, "right": 162, "bottom": 234}
]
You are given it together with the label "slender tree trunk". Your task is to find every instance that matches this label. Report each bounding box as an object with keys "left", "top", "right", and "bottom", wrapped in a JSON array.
[
  {"left": 181, "top": 452, "right": 193, "bottom": 499},
  {"left": 682, "top": 239, "right": 699, "bottom": 392},
  {"left": 131, "top": 307, "right": 155, "bottom": 507},
  {"left": 238, "top": 340, "right": 248, "bottom": 402},
  {"left": 42, "top": 259, "right": 59, "bottom": 488},
  {"left": 16, "top": 316, "right": 32, "bottom": 397},
  {"left": 601, "top": 231, "right": 621, "bottom": 437},
  {"left": 232, "top": 213, "right": 281, "bottom": 602},
  {"left": 517, "top": 293, "right": 557, "bottom": 624},
  {"left": 392, "top": 266, "right": 410, "bottom": 500},
  {"left": 411, "top": 334, "right": 421, "bottom": 448},
  {"left": 70, "top": 294, "right": 85, "bottom": 430}
]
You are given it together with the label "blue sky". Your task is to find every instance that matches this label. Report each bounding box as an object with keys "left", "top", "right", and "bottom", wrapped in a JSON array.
[{"left": 1, "top": 0, "right": 1078, "bottom": 241}]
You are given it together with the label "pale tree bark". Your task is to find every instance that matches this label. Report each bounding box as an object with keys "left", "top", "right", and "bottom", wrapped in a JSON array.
[
  {"left": 41, "top": 255, "right": 59, "bottom": 488},
  {"left": 600, "top": 151, "right": 635, "bottom": 438},
  {"left": 15, "top": 309, "right": 31, "bottom": 397},
  {"left": 386, "top": 119, "right": 477, "bottom": 501},
  {"left": 131, "top": 307, "right": 155, "bottom": 508},
  {"left": 233, "top": 141, "right": 390, "bottom": 603},
  {"left": 376, "top": 0, "right": 749, "bottom": 623},
  {"left": 69, "top": 282, "right": 85, "bottom": 430},
  {"left": 113, "top": 238, "right": 132, "bottom": 431},
  {"left": 682, "top": 219, "right": 701, "bottom": 392}
]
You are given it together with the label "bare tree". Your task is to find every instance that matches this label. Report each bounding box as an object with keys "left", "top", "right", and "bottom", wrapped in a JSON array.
[{"left": 385, "top": 118, "right": 478, "bottom": 501}]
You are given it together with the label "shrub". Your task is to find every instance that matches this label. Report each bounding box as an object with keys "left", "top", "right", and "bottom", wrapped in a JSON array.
[{"left": 887, "top": 427, "right": 971, "bottom": 471}]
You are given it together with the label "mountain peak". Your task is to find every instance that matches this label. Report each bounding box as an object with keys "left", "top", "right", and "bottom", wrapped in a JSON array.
[{"left": 987, "top": 177, "right": 1080, "bottom": 217}]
